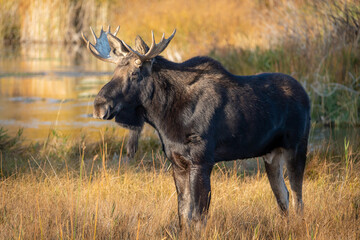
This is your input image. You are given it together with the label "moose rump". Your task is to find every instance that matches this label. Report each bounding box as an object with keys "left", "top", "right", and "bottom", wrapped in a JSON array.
[
  {"left": 82, "top": 26, "right": 311, "bottom": 229},
  {"left": 210, "top": 73, "right": 309, "bottom": 162}
]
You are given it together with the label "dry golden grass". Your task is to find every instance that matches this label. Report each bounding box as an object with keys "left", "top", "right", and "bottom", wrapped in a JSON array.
[{"left": 1, "top": 150, "right": 359, "bottom": 239}]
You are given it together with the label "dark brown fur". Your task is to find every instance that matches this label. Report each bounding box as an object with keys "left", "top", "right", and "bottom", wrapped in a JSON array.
[{"left": 91, "top": 35, "right": 311, "bottom": 229}]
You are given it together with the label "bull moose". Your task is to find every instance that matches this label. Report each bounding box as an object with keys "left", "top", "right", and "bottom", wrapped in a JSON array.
[{"left": 82, "top": 26, "right": 311, "bottom": 229}]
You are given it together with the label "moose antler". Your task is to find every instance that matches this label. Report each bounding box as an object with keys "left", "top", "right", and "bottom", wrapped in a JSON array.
[
  {"left": 81, "top": 26, "right": 121, "bottom": 64},
  {"left": 121, "top": 29, "right": 176, "bottom": 63}
]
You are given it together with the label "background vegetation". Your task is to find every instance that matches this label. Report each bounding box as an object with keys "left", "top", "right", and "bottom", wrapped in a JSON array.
[
  {"left": 0, "top": 0, "right": 359, "bottom": 125},
  {"left": 1, "top": 0, "right": 360, "bottom": 239}
]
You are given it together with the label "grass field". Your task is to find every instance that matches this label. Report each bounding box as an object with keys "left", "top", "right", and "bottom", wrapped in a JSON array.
[{"left": 0, "top": 128, "right": 359, "bottom": 239}]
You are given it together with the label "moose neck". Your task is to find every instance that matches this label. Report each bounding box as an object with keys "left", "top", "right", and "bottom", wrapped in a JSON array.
[
  {"left": 139, "top": 56, "right": 238, "bottom": 144},
  {"left": 141, "top": 57, "right": 189, "bottom": 141}
]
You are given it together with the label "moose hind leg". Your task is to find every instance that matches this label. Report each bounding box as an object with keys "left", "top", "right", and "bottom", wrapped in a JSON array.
[
  {"left": 286, "top": 140, "right": 307, "bottom": 213},
  {"left": 264, "top": 148, "right": 289, "bottom": 214}
]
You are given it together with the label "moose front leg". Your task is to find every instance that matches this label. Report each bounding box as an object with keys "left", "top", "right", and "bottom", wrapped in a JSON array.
[
  {"left": 172, "top": 153, "right": 191, "bottom": 229},
  {"left": 126, "top": 127, "right": 143, "bottom": 158},
  {"left": 189, "top": 163, "right": 213, "bottom": 229},
  {"left": 172, "top": 152, "right": 213, "bottom": 230}
]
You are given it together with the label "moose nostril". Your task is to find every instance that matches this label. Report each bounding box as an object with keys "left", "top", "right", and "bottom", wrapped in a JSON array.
[
  {"left": 100, "top": 106, "right": 110, "bottom": 120},
  {"left": 93, "top": 104, "right": 110, "bottom": 119},
  {"left": 102, "top": 107, "right": 110, "bottom": 120}
]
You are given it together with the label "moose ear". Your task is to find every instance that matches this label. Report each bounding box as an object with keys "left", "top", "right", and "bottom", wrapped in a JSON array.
[
  {"left": 107, "top": 34, "right": 129, "bottom": 57},
  {"left": 134, "top": 36, "right": 150, "bottom": 55}
]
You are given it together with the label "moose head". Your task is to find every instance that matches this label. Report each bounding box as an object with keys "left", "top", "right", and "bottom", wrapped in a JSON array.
[{"left": 82, "top": 26, "right": 175, "bottom": 130}]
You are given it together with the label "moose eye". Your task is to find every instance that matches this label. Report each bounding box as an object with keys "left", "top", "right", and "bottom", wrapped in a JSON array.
[{"left": 134, "top": 59, "right": 142, "bottom": 67}]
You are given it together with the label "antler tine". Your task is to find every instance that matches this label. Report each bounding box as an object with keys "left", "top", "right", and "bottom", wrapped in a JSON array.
[
  {"left": 160, "top": 33, "right": 166, "bottom": 44},
  {"left": 81, "top": 31, "right": 89, "bottom": 43},
  {"left": 106, "top": 25, "right": 120, "bottom": 36},
  {"left": 82, "top": 32, "right": 96, "bottom": 53},
  {"left": 121, "top": 40, "right": 144, "bottom": 61},
  {"left": 144, "top": 31, "right": 160, "bottom": 57},
  {"left": 121, "top": 29, "right": 176, "bottom": 63},
  {"left": 149, "top": 31, "right": 156, "bottom": 51},
  {"left": 144, "top": 29, "right": 176, "bottom": 60},
  {"left": 82, "top": 26, "right": 124, "bottom": 64},
  {"left": 90, "top": 26, "right": 97, "bottom": 43},
  {"left": 113, "top": 26, "right": 120, "bottom": 36},
  {"left": 86, "top": 41, "right": 112, "bottom": 63}
]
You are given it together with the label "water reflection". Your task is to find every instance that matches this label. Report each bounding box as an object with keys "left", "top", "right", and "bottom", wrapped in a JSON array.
[
  {"left": 310, "top": 126, "right": 360, "bottom": 151},
  {"left": 0, "top": 44, "right": 121, "bottom": 140},
  {"left": 1, "top": 43, "right": 115, "bottom": 72},
  {"left": 0, "top": 75, "right": 111, "bottom": 99}
]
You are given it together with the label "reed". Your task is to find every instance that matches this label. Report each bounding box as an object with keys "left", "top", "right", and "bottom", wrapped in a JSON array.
[{"left": 0, "top": 1, "right": 357, "bottom": 50}]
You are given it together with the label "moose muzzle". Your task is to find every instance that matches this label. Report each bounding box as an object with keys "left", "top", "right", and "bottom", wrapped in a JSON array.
[
  {"left": 93, "top": 95, "right": 111, "bottom": 120},
  {"left": 93, "top": 96, "right": 123, "bottom": 120}
]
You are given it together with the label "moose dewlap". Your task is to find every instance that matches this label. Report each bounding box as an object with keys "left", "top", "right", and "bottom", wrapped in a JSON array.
[{"left": 82, "top": 26, "right": 310, "bottom": 229}]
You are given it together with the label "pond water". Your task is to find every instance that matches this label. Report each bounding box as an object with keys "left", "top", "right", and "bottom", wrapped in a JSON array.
[
  {"left": 0, "top": 44, "right": 359, "bottom": 146},
  {"left": 0, "top": 44, "right": 122, "bottom": 140}
]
